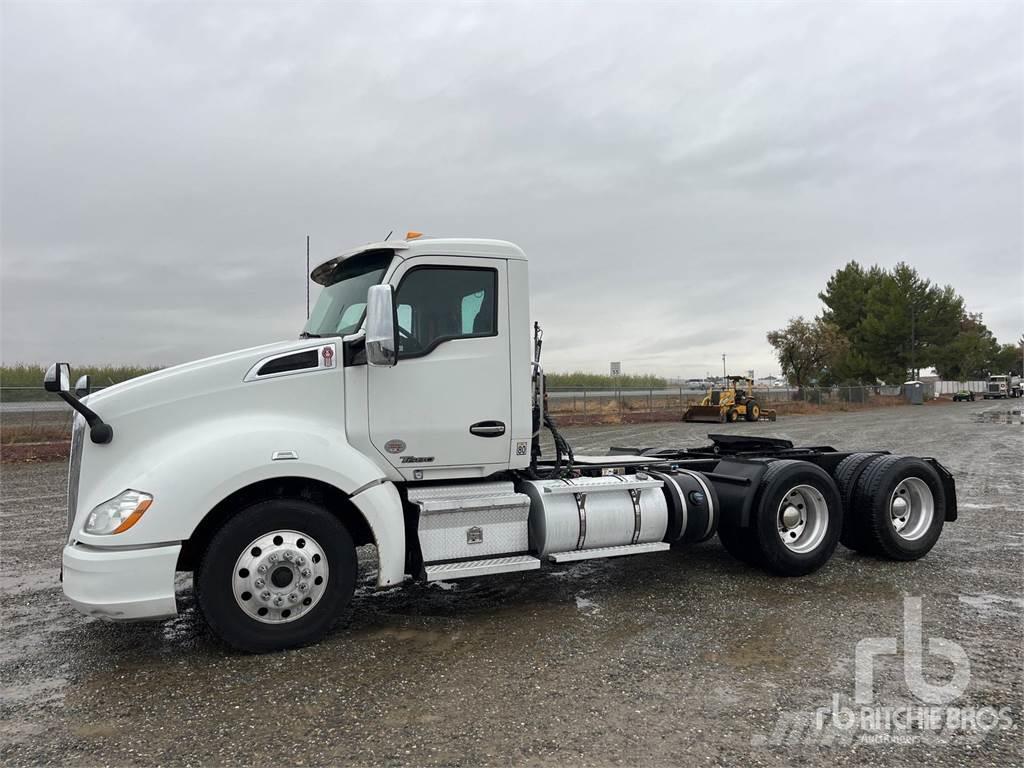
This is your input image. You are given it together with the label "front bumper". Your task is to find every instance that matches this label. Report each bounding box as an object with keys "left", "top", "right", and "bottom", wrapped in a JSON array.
[{"left": 62, "top": 542, "right": 180, "bottom": 621}]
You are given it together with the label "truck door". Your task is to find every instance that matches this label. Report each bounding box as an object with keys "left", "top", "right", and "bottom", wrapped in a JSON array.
[{"left": 367, "top": 256, "right": 512, "bottom": 476}]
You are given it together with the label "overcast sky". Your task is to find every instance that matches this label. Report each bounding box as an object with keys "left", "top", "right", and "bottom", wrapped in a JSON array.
[{"left": 2, "top": 1, "right": 1021, "bottom": 378}]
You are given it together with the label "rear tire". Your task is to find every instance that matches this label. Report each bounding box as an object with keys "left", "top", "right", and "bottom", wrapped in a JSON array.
[
  {"left": 196, "top": 499, "right": 357, "bottom": 653},
  {"left": 834, "top": 452, "right": 886, "bottom": 553},
  {"left": 717, "top": 514, "right": 762, "bottom": 566},
  {"left": 749, "top": 460, "right": 843, "bottom": 576},
  {"left": 853, "top": 455, "right": 945, "bottom": 561},
  {"left": 744, "top": 399, "right": 761, "bottom": 422}
]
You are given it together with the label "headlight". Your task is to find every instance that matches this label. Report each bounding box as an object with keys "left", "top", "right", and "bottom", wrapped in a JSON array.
[{"left": 84, "top": 490, "right": 153, "bottom": 535}]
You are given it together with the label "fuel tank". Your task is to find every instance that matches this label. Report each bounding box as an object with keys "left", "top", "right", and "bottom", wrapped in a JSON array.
[{"left": 519, "top": 475, "right": 668, "bottom": 556}]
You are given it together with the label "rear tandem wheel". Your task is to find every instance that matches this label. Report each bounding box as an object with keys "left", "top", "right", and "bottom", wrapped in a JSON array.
[
  {"left": 846, "top": 455, "right": 946, "bottom": 560},
  {"left": 717, "top": 460, "right": 843, "bottom": 576}
]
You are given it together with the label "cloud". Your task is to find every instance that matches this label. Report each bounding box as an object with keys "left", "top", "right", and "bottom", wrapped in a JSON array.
[{"left": 2, "top": 1, "right": 1021, "bottom": 376}]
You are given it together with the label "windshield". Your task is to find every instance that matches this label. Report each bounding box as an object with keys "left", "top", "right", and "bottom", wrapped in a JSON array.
[{"left": 303, "top": 250, "right": 393, "bottom": 337}]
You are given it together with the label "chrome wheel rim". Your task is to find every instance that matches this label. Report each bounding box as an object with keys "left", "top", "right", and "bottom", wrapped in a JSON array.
[
  {"left": 889, "top": 478, "right": 934, "bottom": 541},
  {"left": 777, "top": 484, "right": 829, "bottom": 553},
  {"left": 232, "top": 530, "right": 329, "bottom": 624}
]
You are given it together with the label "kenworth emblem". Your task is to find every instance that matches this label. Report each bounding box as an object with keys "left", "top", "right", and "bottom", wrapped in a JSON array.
[{"left": 321, "top": 345, "right": 335, "bottom": 367}]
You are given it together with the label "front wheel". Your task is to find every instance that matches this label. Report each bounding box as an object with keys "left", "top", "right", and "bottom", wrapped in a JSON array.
[{"left": 196, "top": 499, "right": 357, "bottom": 653}]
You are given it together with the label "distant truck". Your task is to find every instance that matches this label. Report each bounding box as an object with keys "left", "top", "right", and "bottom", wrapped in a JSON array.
[{"left": 984, "top": 374, "right": 1022, "bottom": 399}]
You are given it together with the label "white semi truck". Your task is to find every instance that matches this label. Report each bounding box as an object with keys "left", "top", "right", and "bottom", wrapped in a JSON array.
[
  {"left": 47, "top": 236, "right": 958, "bottom": 652},
  {"left": 984, "top": 374, "right": 1022, "bottom": 399}
]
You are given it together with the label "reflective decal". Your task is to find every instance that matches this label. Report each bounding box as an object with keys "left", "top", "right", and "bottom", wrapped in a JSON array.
[{"left": 384, "top": 439, "right": 406, "bottom": 454}]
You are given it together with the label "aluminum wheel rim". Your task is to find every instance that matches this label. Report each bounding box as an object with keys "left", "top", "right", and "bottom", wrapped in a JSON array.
[
  {"left": 232, "top": 529, "right": 329, "bottom": 624},
  {"left": 889, "top": 477, "right": 934, "bottom": 541},
  {"left": 777, "top": 484, "right": 829, "bottom": 553}
]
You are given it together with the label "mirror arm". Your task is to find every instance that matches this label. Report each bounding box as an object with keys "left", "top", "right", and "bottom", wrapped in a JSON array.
[{"left": 58, "top": 392, "right": 113, "bottom": 444}]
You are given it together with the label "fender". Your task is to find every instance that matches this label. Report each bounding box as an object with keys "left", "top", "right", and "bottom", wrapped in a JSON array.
[{"left": 72, "top": 417, "right": 407, "bottom": 587}]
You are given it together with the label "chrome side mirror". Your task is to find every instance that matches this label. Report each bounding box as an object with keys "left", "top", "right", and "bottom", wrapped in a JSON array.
[
  {"left": 75, "top": 374, "right": 91, "bottom": 398},
  {"left": 366, "top": 284, "right": 399, "bottom": 367},
  {"left": 44, "top": 362, "right": 71, "bottom": 393},
  {"left": 42, "top": 363, "right": 113, "bottom": 444}
]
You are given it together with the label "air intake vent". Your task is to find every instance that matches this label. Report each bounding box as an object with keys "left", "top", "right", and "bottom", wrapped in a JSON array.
[{"left": 257, "top": 350, "right": 318, "bottom": 376}]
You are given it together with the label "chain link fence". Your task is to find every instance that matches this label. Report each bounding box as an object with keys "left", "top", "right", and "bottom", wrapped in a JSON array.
[
  {"left": 0, "top": 387, "right": 103, "bottom": 445},
  {"left": 0, "top": 380, "right": 987, "bottom": 444},
  {"left": 545, "top": 384, "right": 918, "bottom": 426}
]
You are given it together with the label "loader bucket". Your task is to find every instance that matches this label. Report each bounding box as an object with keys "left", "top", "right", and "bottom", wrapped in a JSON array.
[{"left": 682, "top": 405, "right": 725, "bottom": 423}]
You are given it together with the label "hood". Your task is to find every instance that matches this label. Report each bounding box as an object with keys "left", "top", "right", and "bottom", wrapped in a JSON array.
[{"left": 88, "top": 339, "right": 333, "bottom": 419}]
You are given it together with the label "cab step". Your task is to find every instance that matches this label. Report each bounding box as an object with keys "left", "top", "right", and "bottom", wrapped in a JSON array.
[
  {"left": 548, "top": 542, "right": 670, "bottom": 563},
  {"left": 424, "top": 555, "right": 541, "bottom": 582}
]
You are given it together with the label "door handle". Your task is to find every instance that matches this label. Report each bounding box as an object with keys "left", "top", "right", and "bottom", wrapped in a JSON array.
[{"left": 469, "top": 421, "right": 506, "bottom": 437}]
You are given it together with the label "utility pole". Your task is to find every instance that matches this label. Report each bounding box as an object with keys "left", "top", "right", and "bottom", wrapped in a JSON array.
[
  {"left": 910, "top": 304, "right": 916, "bottom": 379},
  {"left": 306, "top": 235, "right": 310, "bottom": 319},
  {"left": 722, "top": 354, "right": 727, "bottom": 380}
]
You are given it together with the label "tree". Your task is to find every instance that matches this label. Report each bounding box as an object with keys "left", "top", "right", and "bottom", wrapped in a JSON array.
[
  {"left": 932, "top": 313, "right": 1000, "bottom": 380},
  {"left": 820, "top": 261, "right": 963, "bottom": 382},
  {"left": 767, "top": 317, "right": 850, "bottom": 389},
  {"left": 990, "top": 342, "right": 1024, "bottom": 377},
  {"left": 819, "top": 261, "right": 883, "bottom": 339}
]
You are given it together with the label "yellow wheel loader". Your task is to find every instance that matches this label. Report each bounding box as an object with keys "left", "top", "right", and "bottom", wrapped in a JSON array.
[{"left": 683, "top": 376, "right": 776, "bottom": 423}]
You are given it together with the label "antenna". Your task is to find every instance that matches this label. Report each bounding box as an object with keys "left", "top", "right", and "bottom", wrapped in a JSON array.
[
  {"left": 384, "top": 230, "right": 393, "bottom": 241},
  {"left": 306, "top": 235, "right": 310, "bottom": 319}
]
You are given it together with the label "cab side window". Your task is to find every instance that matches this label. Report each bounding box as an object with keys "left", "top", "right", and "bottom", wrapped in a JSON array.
[{"left": 394, "top": 267, "right": 497, "bottom": 357}]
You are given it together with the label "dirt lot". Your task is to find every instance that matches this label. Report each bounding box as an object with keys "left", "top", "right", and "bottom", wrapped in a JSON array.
[{"left": 1, "top": 401, "right": 1021, "bottom": 766}]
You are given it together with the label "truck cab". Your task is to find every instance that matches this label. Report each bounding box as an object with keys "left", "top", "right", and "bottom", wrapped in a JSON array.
[
  {"left": 984, "top": 374, "right": 1022, "bottom": 399},
  {"left": 307, "top": 238, "right": 533, "bottom": 481},
  {"left": 49, "top": 235, "right": 958, "bottom": 653}
]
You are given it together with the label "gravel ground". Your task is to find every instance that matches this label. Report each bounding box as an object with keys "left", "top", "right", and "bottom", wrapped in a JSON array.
[{"left": 1, "top": 401, "right": 1021, "bottom": 767}]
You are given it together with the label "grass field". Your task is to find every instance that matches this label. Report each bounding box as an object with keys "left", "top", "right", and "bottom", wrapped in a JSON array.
[
  {"left": 544, "top": 371, "right": 667, "bottom": 388},
  {"left": 1, "top": 365, "right": 664, "bottom": 401},
  {"left": 0, "top": 364, "right": 159, "bottom": 402}
]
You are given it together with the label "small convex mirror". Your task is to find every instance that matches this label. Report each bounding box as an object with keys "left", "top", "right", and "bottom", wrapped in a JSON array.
[
  {"left": 75, "top": 374, "right": 91, "bottom": 398},
  {"left": 43, "top": 362, "right": 71, "bottom": 393},
  {"left": 365, "top": 284, "right": 398, "bottom": 367}
]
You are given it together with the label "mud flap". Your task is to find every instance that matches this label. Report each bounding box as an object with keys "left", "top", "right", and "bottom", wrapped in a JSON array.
[
  {"left": 702, "top": 458, "right": 771, "bottom": 529},
  {"left": 926, "top": 458, "right": 958, "bottom": 521}
]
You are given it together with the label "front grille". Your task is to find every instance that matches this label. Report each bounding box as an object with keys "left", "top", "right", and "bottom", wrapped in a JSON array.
[{"left": 67, "top": 414, "right": 86, "bottom": 537}]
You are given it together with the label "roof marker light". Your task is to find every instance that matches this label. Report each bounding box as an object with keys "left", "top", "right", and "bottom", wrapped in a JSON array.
[{"left": 406, "top": 231, "right": 422, "bottom": 240}]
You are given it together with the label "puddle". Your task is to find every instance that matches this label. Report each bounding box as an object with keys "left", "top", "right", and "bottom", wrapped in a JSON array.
[
  {"left": 959, "top": 593, "right": 1024, "bottom": 618},
  {"left": 973, "top": 408, "right": 1023, "bottom": 425},
  {"left": 575, "top": 595, "right": 600, "bottom": 614}
]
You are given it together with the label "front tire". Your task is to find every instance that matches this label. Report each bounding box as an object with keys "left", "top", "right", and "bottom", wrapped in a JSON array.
[
  {"left": 744, "top": 399, "right": 761, "bottom": 422},
  {"left": 196, "top": 499, "right": 357, "bottom": 653}
]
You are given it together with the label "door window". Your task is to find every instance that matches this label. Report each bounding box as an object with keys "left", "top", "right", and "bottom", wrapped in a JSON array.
[{"left": 394, "top": 267, "right": 497, "bottom": 357}]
